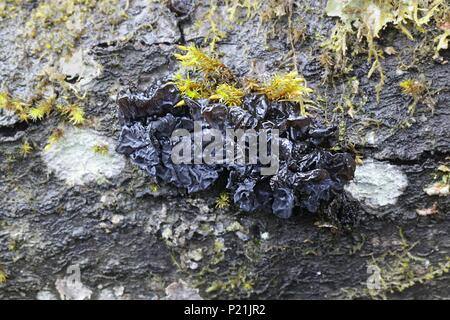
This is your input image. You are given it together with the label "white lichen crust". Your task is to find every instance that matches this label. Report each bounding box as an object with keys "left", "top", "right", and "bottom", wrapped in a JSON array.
[{"left": 42, "top": 126, "right": 125, "bottom": 185}]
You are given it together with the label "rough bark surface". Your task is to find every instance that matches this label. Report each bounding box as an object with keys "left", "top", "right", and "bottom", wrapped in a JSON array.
[{"left": 0, "top": 0, "right": 449, "bottom": 300}]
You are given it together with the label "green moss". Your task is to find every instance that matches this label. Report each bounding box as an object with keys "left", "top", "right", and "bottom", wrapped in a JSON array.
[
  {"left": 205, "top": 266, "right": 255, "bottom": 296},
  {"left": 175, "top": 231, "right": 262, "bottom": 299},
  {"left": 342, "top": 230, "right": 450, "bottom": 299},
  {"left": 8, "top": 239, "right": 18, "bottom": 252},
  {"left": 323, "top": 0, "right": 449, "bottom": 101},
  {"left": 149, "top": 183, "right": 160, "bottom": 193},
  {"left": 433, "top": 164, "right": 450, "bottom": 185},
  {"left": 1, "top": 68, "right": 86, "bottom": 157},
  {"left": 193, "top": 0, "right": 260, "bottom": 51},
  {"left": 424, "top": 162, "right": 450, "bottom": 196},
  {"left": 0, "top": 0, "right": 128, "bottom": 159},
  {"left": 28, "top": 96, "right": 55, "bottom": 122},
  {"left": 259, "top": 0, "right": 308, "bottom": 71},
  {"left": 332, "top": 77, "right": 362, "bottom": 119},
  {"left": 209, "top": 239, "right": 226, "bottom": 265},
  {"left": 21, "top": 0, "right": 126, "bottom": 57},
  {"left": 399, "top": 75, "right": 435, "bottom": 115},
  {"left": 257, "top": 72, "right": 313, "bottom": 115},
  {"left": 196, "top": 1, "right": 226, "bottom": 51},
  {"left": 174, "top": 45, "right": 235, "bottom": 82},
  {"left": 0, "top": 0, "right": 29, "bottom": 19},
  {"left": 0, "top": 267, "right": 7, "bottom": 284},
  {"left": 174, "top": 73, "right": 211, "bottom": 100},
  {"left": 0, "top": 91, "right": 8, "bottom": 108},
  {"left": 92, "top": 144, "right": 109, "bottom": 155},
  {"left": 191, "top": 0, "right": 309, "bottom": 70},
  {"left": 0, "top": 91, "right": 32, "bottom": 122},
  {"left": 44, "top": 128, "right": 65, "bottom": 151},
  {"left": 210, "top": 84, "right": 245, "bottom": 106},
  {"left": 54, "top": 104, "right": 85, "bottom": 125},
  {"left": 174, "top": 45, "right": 315, "bottom": 115},
  {"left": 215, "top": 192, "right": 231, "bottom": 209},
  {"left": 225, "top": 0, "right": 260, "bottom": 21},
  {"left": 19, "top": 141, "right": 33, "bottom": 157},
  {"left": 320, "top": 22, "right": 354, "bottom": 80},
  {"left": 3, "top": 153, "right": 16, "bottom": 176}
]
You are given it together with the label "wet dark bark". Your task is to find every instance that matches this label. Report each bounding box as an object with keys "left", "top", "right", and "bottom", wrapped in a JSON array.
[{"left": 0, "top": 0, "right": 449, "bottom": 299}]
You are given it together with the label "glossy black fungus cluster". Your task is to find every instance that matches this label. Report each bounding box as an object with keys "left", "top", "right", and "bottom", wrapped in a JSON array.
[{"left": 116, "top": 83, "right": 356, "bottom": 220}]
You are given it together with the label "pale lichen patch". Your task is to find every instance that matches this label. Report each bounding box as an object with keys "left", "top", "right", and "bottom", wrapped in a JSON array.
[
  {"left": 59, "top": 49, "right": 103, "bottom": 91},
  {"left": 42, "top": 126, "right": 125, "bottom": 185},
  {"left": 345, "top": 159, "right": 408, "bottom": 209}
]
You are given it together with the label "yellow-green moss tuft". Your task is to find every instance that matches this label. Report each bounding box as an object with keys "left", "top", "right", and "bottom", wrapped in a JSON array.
[
  {"left": 210, "top": 84, "right": 244, "bottom": 107},
  {"left": 174, "top": 45, "right": 234, "bottom": 82},
  {"left": 0, "top": 268, "right": 7, "bottom": 284},
  {"left": 19, "top": 141, "right": 33, "bottom": 157},
  {"left": 57, "top": 104, "right": 85, "bottom": 125},
  {"left": 215, "top": 192, "right": 231, "bottom": 209},
  {"left": 92, "top": 144, "right": 109, "bottom": 155},
  {"left": 44, "top": 128, "right": 65, "bottom": 151},
  {"left": 258, "top": 72, "right": 313, "bottom": 115},
  {"left": 174, "top": 73, "right": 211, "bottom": 99}
]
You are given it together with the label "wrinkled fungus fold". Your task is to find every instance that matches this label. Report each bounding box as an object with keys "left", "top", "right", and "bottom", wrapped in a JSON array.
[{"left": 116, "top": 83, "right": 356, "bottom": 220}]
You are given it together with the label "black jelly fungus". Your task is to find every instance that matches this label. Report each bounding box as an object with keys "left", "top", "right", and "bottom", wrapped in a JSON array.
[{"left": 116, "top": 83, "right": 356, "bottom": 221}]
